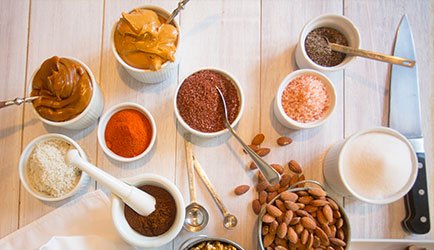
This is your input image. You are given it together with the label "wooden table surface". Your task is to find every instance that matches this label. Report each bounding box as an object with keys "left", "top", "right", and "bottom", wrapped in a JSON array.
[{"left": 0, "top": 0, "right": 433, "bottom": 249}]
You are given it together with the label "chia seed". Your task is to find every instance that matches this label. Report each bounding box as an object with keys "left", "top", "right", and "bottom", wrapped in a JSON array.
[{"left": 305, "top": 27, "right": 348, "bottom": 67}]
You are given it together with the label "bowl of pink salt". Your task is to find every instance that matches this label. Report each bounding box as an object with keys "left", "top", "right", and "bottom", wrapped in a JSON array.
[{"left": 274, "top": 69, "right": 336, "bottom": 129}]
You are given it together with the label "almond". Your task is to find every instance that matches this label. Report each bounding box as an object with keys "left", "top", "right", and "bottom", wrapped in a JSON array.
[
  {"left": 336, "top": 218, "right": 344, "bottom": 229},
  {"left": 243, "top": 144, "right": 259, "bottom": 153},
  {"left": 251, "top": 133, "right": 265, "bottom": 145},
  {"left": 266, "top": 183, "right": 280, "bottom": 192},
  {"left": 298, "top": 195, "right": 313, "bottom": 205},
  {"left": 323, "top": 204, "right": 333, "bottom": 223},
  {"left": 277, "top": 222, "right": 288, "bottom": 239},
  {"left": 337, "top": 228, "right": 345, "bottom": 240},
  {"left": 256, "top": 181, "right": 269, "bottom": 192},
  {"left": 327, "top": 198, "right": 339, "bottom": 210},
  {"left": 234, "top": 185, "right": 250, "bottom": 195},
  {"left": 295, "top": 223, "right": 304, "bottom": 235},
  {"left": 311, "top": 199, "right": 329, "bottom": 207},
  {"left": 262, "top": 213, "right": 275, "bottom": 223},
  {"left": 330, "top": 224, "right": 337, "bottom": 238},
  {"left": 279, "top": 174, "right": 291, "bottom": 187},
  {"left": 287, "top": 226, "right": 298, "bottom": 244},
  {"left": 313, "top": 235, "right": 321, "bottom": 248},
  {"left": 256, "top": 148, "right": 271, "bottom": 157},
  {"left": 306, "top": 233, "right": 314, "bottom": 249},
  {"left": 284, "top": 200, "right": 299, "bottom": 211},
  {"left": 269, "top": 220, "right": 278, "bottom": 234},
  {"left": 266, "top": 204, "right": 283, "bottom": 218},
  {"left": 280, "top": 191, "right": 298, "bottom": 202},
  {"left": 262, "top": 225, "right": 269, "bottom": 235},
  {"left": 277, "top": 136, "right": 293, "bottom": 146},
  {"left": 252, "top": 199, "right": 261, "bottom": 215},
  {"left": 315, "top": 226, "right": 329, "bottom": 244},
  {"left": 297, "top": 174, "right": 306, "bottom": 187},
  {"left": 267, "top": 191, "right": 278, "bottom": 202},
  {"left": 290, "top": 216, "right": 300, "bottom": 225},
  {"left": 274, "top": 246, "right": 288, "bottom": 250},
  {"left": 301, "top": 229, "right": 309, "bottom": 245},
  {"left": 308, "top": 188, "right": 327, "bottom": 197},
  {"left": 330, "top": 237, "right": 346, "bottom": 247},
  {"left": 289, "top": 174, "right": 299, "bottom": 187},
  {"left": 271, "top": 164, "right": 284, "bottom": 174},
  {"left": 304, "top": 205, "right": 318, "bottom": 213},
  {"left": 257, "top": 171, "right": 265, "bottom": 181},
  {"left": 321, "top": 223, "right": 332, "bottom": 238},
  {"left": 316, "top": 209, "right": 328, "bottom": 225},
  {"left": 296, "top": 190, "right": 309, "bottom": 196},
  {"left": 333, "top": 210, "right": 341, "bottom": 219},
  {"left": 263, "top": 233, "right": 275, "bottom": 247},
  {"left": 283, "top": 210, "right": 294, "bottom": 224},
  {"left": 275, "top": 199, "right": 287, "bottom": 212},
  {"left": 259, "top": 191, "right": 268, "bottom": 204},
  {"left": 249, "top": 161, "right": 257, "bottom": 170},
  {"left": 301, "top": 216, "right": 316, "bottom": 230},
  {"left": 288, "top": 160, "right": 302, "bottom": 174}
]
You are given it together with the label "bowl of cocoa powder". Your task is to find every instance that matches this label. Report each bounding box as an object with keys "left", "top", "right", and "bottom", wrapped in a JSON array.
[
  {"left": 111, "top": 173, "right": 185, "bottom": 249},
  {"left": 174, "top": 68, "right": 245, "bottom": 137}
]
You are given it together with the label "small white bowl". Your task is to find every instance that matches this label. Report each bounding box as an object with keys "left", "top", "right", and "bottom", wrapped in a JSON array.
[
  {"left": 111, "top": 174, "right": 185, "bottom": 249},
  {"left": 274, "top": 69, "right": 336, "bottom": 129},
  {"left": 173, "top": 68, "right": 245, "bottom": 138},
  {"left": 19, "top": 133, "right": 89, "bottom": 201},
  {"left": 29, "top": 56, "right": 104, "bottom": 130},
  {"left": 111, "top": 5, "right": 181, "bottom": 83},
  {"left": 295, "top": 14, "right": 361, "bottom": 72},
  {"left": 323, "top": 127, "right": 418, "bottom": 204},
  {"left": 97, "top": 102, "right": 157, "bottom": 162}
]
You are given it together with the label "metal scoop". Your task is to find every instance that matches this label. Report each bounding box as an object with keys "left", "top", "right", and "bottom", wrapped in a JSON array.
[
  {"left": 66, "top": 149, "right": 156, "bottom": 216},
  {"left": 192, "top": 154, "right": 237, "bottom": 230},
  {"left": 323, "top": 36, "right": 415, "bottom": 68},
  {"left": 215, "top": 86, "right": 280, "bottom": 186},
  {"left": 183, "top": 135, "right": 209, "bottom": 232},
  {"left": 0, "top": 96, "right": 39, "bottom": 109},
  {"left": 166, "top": 0, "right": 190, "bottom": 24}
]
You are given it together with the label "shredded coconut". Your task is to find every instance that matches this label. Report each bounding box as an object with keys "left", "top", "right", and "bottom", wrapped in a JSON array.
[
  {"left": 281, "top": 75, "right": 329, "bottom": 123},
  {"left": 26, "top": 139, "right": 81, "bottom": 197}
]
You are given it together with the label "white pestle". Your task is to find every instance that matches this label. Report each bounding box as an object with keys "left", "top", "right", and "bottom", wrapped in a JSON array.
[{"left": 66, "top": 149, "right": 156, "bottom": 216}]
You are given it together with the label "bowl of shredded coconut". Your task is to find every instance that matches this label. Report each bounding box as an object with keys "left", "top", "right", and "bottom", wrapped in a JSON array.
[
  {"left": 274, "top": 69, "right": 336, "bottom": 129},
  {"left": 19, "top": 133, "right": 89, "bottom": 201}
]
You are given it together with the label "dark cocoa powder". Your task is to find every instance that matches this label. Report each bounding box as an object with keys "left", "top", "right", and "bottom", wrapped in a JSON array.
[
  {"left": 176, "top": 70, "right": 240, "bottom": 133},
  {"left": 124, "top": 185, "right": 177, "bottom": 236}
]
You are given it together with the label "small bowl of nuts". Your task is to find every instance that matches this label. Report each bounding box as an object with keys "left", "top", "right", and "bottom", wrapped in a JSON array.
[
  {"left": 257, "top": 181, "right": 351, "bottom": 250},
  {"left": 274, "top": 69, "right": 337, "bottom": 129},
  {"left": 179, "top": 236, "right": 244, "bottom": 250},
  {"left": 174, "top": 68, "right": 245, "bottom": 138}
]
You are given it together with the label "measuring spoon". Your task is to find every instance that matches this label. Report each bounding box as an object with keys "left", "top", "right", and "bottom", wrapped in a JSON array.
[
  {"left": 192, "top": 154, "right": 237, "bottom": 230},
  {"left": 0, "top": 96, "right": 39, "bottom": 109},
  {"left": 183, "top": 136, "right": 209, "bottom": 232}
]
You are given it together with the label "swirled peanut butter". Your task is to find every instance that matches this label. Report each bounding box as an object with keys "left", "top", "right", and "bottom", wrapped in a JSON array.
[
  {"left": 114, "top": 8, "right": 179, "bottom": 71},
  {"left": 31, "top": 56, "right": 93, "bottom": 122}
]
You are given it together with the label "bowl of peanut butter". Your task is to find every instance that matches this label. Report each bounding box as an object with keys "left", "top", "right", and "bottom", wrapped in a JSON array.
[
  {"left": 112, "top": 5, "right": 181, "bottom": 84},
  {"left": 29, "top": 56, "right": 104, "bottom": 130}
]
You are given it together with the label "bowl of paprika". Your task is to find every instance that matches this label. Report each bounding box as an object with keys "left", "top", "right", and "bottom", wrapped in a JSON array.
[{"left": 98, "top": 102, "right": 157, "bottom": 162}]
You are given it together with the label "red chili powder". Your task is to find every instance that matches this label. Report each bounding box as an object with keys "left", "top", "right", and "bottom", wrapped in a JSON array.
[
  {"left": 104, "top": 109, "right": 153, "bottom": 158},
  {"left": 281, "top": 75, "right": 329, "bottom": 123}
]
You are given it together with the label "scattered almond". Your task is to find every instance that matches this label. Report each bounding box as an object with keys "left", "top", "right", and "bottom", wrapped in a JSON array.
[
  {"left": 277, "top": 136, "right": 293, "bottom": 146},
  {"left": 256, "top": 148, "right": 271, "bottom": 157},
  {"left": 288, "top": 160, "right": 303, "bottom": 174},
  {"left": 234, "top": 185, "right": 250, "bottom": 195},
  {"left": 252, "top": 199, "right": 261, "bottom": 215},
  {"left": 251, "top": 133, "right": 265, "bottom": 145},
  {"left": 271, "top": 164, "right": 284, "bottom": 174},
  {"left": 249, "top": 161, "right": 257, "bottom": 170},
  {"left": 256, "top": 181, "right": 269, "bottom": 192}
]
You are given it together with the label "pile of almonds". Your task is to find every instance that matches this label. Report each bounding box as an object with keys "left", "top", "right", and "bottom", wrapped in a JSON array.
[{"left": 233, "top": 133, "right": 347, "bottom": 250}]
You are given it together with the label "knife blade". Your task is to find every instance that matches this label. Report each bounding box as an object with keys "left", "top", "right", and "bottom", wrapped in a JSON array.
[{"left": 389, "top": 15, "right": 430, "bottom": 234}]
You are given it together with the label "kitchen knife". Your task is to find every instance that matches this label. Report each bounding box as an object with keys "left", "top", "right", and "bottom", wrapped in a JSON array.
[{"left": 389, "top": 15, "right": 430, "bottom": 234}]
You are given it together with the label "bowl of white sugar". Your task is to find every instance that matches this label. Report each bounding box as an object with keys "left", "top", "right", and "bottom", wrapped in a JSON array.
[
  {"left": 19, "top": 133, "right": 89, "bottom": 201},
  {"left": 323, "top": 127, "right": 418, "bottom": 204}
]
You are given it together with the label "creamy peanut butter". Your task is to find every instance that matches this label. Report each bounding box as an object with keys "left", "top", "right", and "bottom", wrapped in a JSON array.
[
  {"left": 31, "top": 56, "right": 93, "bottom": 122},
  {"left": 114, "top": 8, "right": 179, "bottom": 71}
]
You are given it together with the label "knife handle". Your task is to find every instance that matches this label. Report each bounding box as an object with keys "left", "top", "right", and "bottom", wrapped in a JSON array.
[{"left": 402, "top": 153, "right": 431, "bottom": 234}]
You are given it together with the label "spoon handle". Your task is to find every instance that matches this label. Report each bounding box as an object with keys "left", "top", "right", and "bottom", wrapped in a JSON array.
[
  {"left": 184, "top": 135, "right": 197, "bottom": 202},
  {"left": 166, "top": 0, "right": 190, "bottom": 24},
  {"left": 192, "top": 154, "right": 229, "bottom": 217},
  {"left": 329, "top": 42, "right": 415, "bottom": 68},
  {"left": 0, "top": 96, "right": 38, "bottom": 109}
]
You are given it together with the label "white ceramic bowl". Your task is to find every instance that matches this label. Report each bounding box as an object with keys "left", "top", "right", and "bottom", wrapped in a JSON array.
[
  {"left": 97, "top": 102, "right": 157, "bottom": 162},
  {"left": 295, "top": 14, "right": 361, "bottom": 72},
  {"left": 323, "top": 127, "right": 418, "bottom": 204},
  {"left": 29, "top": 56, "right": 104, "bottom": 130},
  {"left": 111, "top": 174, "right": 185, "bottom": 249},
  {"left": 111, "top": 5, "right": 181, "bottom": 83},
  {"left": 174, "top": 68, "right": 245, "bottom": 138},
  {"left": 274, "top": 69, "right": 336, "bottom": 129},
  {"left": 19, "top": 133, "right": 89, "bottom": 201}
]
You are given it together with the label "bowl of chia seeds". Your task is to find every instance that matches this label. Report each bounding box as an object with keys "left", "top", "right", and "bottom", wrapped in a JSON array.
[{"left": 295, "top": 14, "right": 361, "bottom": 72}]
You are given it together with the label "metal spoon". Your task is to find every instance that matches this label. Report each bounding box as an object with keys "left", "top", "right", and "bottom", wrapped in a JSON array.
[
  {"left": 323, "top": 36, "right": 415, "bottom": 68},
  {"left": 215, "top": 86, "right": 281, "bottom": 186},
  {"left": 166, "top": 0, "right": 190, "bottom": 24},
  {"left": 183, "top": 135, "right": 209, "bottom": 232},
  {"left": 192, "top": 154, "right": 238, "bottom": 230},
  {"left": 0, "top": 96, "right": 39, "bottom": 109}
]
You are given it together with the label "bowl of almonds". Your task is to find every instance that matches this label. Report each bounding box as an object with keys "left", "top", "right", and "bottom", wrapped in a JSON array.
[{"left": 257, "top": 181, "right": 351, "bottom": 250}]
